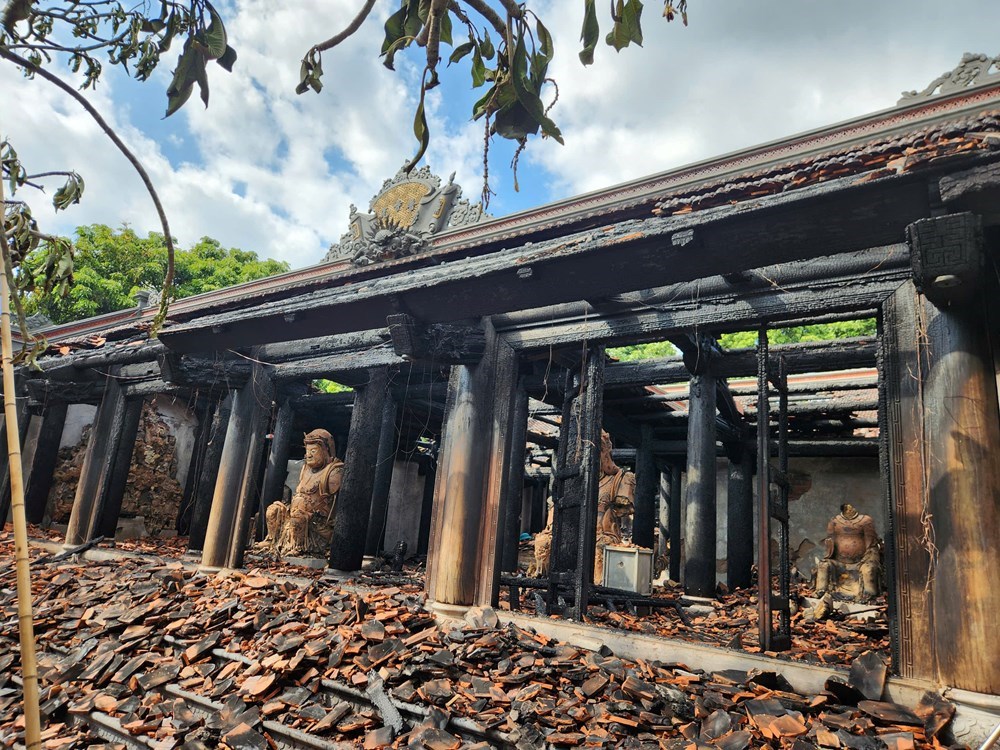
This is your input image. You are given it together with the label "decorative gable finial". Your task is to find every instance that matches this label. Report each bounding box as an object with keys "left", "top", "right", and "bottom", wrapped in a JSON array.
[
  {"left": 323, "top": 164, "right": 487, "bottom": 266},
  {"left": 899, "top": 53, "right": 1000, "bottom": 105}
]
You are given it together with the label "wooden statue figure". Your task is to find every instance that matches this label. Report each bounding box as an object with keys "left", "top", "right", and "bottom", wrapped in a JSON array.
[
  {"left": 527, "top": 431, "right": 636, "bottom": 584},
  {"left": 813, "top": 503, "right": 882, "bottom": 602},
  {"left": 593, "top": 431, "right": 636, "bottom": 584},
  {"left": 260, "top": 429, "right": 344, "bottom": 559}
]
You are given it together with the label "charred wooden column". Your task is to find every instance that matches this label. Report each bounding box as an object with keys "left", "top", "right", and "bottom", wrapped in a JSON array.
[
  {"left": 364, "top": 395, "right": 399, "bottom": 557},
  {"left": 65, "top": 374, "right": 134, "bottom": 546},
  {"left": 500, "top": 383, "right": 529, "bottom": 572},
  {"left": 632, "top": 423, "right": 657, "bottom": 549},
  {"left": 726, "top": 444, "right": 754, "bottom": 590},
  {"left": 257, "top": 395, "right": 296, "bottom": 542},
  {"left": 548, "top": 346, "right": 605, "bottom": 620},
  {"left": 668, "top": 463, "right": 682, "bottom": 582},
  {"left": 0, "top": 376, "right": 31, "bottom": 523},
  {"left": 656, "top": 466, "right": 669, "bottom": 561},
  {"left": 187, "top": 395, "right": 232, "bottom": 552},
  {"left": 416, "top": 455, "right": 435, "bottom": 556},
  {"left": 329, "top": 367, "right": 390, "bottom": 572},
  {"left": 882, "top": 213, "right": 1000, "bottom": 693},
  {"left": 95, "top": 398, "right": 144, "bottom": 539},
  {"left": 201, "top": 363, "right": 273, "bottom": 569},
  {"left": 426, "top": 321, "right": 518, "bottom": 611},
  {"left": 684, "top": 370, "right": 718, "bottom": 597},
  {"left": 23, "top": 402, "right": 67, "bottom": 525}
]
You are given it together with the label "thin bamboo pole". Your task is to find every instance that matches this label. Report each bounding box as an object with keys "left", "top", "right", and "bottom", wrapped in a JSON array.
[{"left": 0, "top": 176, "right": 42, "bottom": 747}]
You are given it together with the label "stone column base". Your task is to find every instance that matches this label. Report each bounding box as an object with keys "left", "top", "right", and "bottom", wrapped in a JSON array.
[{"left": 427, "top": 600, "right": 471, "bottom": 620}]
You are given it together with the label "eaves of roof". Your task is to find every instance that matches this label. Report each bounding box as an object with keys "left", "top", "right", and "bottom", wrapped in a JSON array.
[{"left": 22, "top": 77, "right": 1000, "bottom": 349}]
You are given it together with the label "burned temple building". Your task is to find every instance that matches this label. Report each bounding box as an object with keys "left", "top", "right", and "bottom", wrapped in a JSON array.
[{"left": 2, "top": 54, "right": 1000, "bottom": 747}]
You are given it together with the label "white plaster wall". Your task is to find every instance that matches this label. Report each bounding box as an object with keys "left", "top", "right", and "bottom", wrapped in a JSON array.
[
  {"left": 706, "top": 456, "right": 882, "bottom": 582},
  {"left": 149, "top": 397, "right": 200, "bottom": 488},
  {"left": 59, "top": 404, "right": 96, "bottom": 448}
]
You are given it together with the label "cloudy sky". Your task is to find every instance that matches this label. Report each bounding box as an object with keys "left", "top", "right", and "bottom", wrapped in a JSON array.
[{"left": 4, "top": 0, "right": 998, "bottom": 269}]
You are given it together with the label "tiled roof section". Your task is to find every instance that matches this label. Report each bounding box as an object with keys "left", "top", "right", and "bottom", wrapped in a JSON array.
[{"left": 653, "top": 111, "right": 1000, "bottom": 217}]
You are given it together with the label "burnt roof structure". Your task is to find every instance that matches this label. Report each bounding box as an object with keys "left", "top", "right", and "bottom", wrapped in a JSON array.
[{"left": 6, "top": 52, "right": 1000, "bottom": 745}]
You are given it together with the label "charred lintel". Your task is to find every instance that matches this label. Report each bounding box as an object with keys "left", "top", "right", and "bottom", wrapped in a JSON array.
[
  {"left": 292, "top": 391, "right": 355, "bottom": 411},
  {"left": 499, "top": 246, "right": 908, "bottom": 351},
  {"left": 604, "top": 337, "right": 878, "bottom": 387},
  {"left": 907, "top": 212, "right": 984, "bottom": 307},
  {"left": 257, "top": 329, "right": 392, "bottom": 362},
  {"left": 387, "top": 314, "right": 486, "bottom": 364},
  {"left": 26, "top": 378, "right": 105, "bottom": 406},
  {"left": 648, "top": 438, "right": 877, "bottom": 457},
  {"left": 744, "top": 395, "right": 879, "bottom": 416},
  {"left": 939, "top": 160, "right": 1000, "bottom": 224},
  {"left": 159, "top": 352, "right": 252, "bottom": 388},
  {"left": 270, "top": 345, "right": 402, "bottom": 382}
]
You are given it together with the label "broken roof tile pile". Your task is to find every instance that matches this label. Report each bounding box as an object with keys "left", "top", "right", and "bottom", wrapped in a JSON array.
[
  {"left": 553, "top": 584, "right": 891, "bottom": 670},
  {"left": 0, "top": 534, "right": 959, "bottom": 749},
  {"left": 653, "top": 112, "right": 1000, "bottom": 218}
]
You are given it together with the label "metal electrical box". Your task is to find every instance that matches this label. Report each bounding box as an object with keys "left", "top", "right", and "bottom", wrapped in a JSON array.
[{"left": 602, "top": 545, "right": 654, "bottom": 595}]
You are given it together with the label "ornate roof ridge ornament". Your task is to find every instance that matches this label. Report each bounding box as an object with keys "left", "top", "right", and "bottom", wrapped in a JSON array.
[
  {"left": 898, "top": 52, "right": 1000, "bottom": 105},
  {"left": 323, "top": 164, "right": 487, "bottom": 266}
]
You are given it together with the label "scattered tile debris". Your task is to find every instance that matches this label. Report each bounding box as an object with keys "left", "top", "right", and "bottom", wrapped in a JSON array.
[{"left": 0, "top": 530, "right": 960, "bottom": 749}]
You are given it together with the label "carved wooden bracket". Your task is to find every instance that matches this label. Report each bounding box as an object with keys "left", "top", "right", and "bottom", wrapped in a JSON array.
[
  {"left": 386, "top": 314, "right": 486, "bottom": 364},
  {"left": 906, "top": 212, "right": 983, "bottom": 307}
]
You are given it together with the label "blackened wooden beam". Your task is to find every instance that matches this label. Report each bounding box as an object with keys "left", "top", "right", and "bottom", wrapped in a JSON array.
[
  {"left": 416, "top": 458, "right": 435, "bottom": 556},
  {"left": 25, "top": 378, "right": 104, "bottom": 406},
  {"left": 24, "top": 402, "right": 67, "bottom": 525},
  {"left": 95, "top": 398, "right": 144, "bottom": 539},
  {"left": 684, "top": 373, "right": 718, "bottom": 597},
  {"left": 271, "top": 345, "right": 403, "bottom": 383},
  {"left": 187, "top": 394, "right": 233, "bottom": 552},
  {"left": 329, "top": 367, "right": 391, "bottom": 572},
  {"left": 159, "top": 167, "right": 933, "bottom": 352},
  {"left": 256, "top": 329, "right": 391, "bottom": 362},
  {"left": 603, "top": 337, "right": 878, "bottom": 388},
  {"left": 500, "top": 384, "right": 529, "bottom": 572},
  {"left": 227, "top": 363, "right": 275, "bottom": 569},
  {"left": 632, "top": 424, "right": 657, "bottom": 549},
  {"left": 743, "top": 395, "right": 879, "bottom": 416},
  {"left": 726, "top": 376, "right": 877, "bottom": 396},
  {"left": 65, "top": 374, "right": 126, "bottom": 545},
  {"left": 656, "top": 469, "right": 669, "bottom": 561},
  {"left": 159, "top": 352, "right": 251, "bottom": 389},
  {"left": 364, "top": 395, "right": 399, "bottom": 557},
  {"left": 497, "top": 246, "right": 908, "bottom": 351},
  {"left": 256, "top": 396, "right": 296, "bottom": 541},
  {"left": 726, "top": 445, "right": 754, "bottom": 591},
  {"left": 177, "top": 398, "right": 214, "bottom": 535},
  {"left": 387, "top": 314, "right": 487, "bottom": 364},
  {"left": 476, "top": 329, "right": 519, "bottom": 608},
  {"left": 648, "top": 438, "right": 879, "bottom": 457},
  {"left": 668, "top": 463, "right": 682, "bottom": 583}
]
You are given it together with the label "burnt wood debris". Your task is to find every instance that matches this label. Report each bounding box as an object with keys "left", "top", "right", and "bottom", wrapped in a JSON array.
[{"left": 3, "top": 54, "right": 1000, "bottom": 747}]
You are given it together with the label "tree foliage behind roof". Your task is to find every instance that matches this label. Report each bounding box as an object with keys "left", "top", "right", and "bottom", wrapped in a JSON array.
[{"left": 20, "top": 224, "right": 289, "bottom": 325}]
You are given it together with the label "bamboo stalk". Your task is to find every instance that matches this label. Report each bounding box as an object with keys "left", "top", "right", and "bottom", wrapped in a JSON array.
[{"left": 0, "top": 169, "right": 42, "bottom": 747}]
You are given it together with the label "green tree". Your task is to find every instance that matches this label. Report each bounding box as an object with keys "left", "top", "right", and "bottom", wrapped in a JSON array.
[
  {"left": 606, "top": 320, "right": 878, "bottom": 362},
  {"left": 21, "top": 224, "right": 288, "bottom": 325},
  {"left": 174, "top": 236, "right": 289, "bottom": 298},
  {"left": 717, "top": 320, "right": 877, "bottom": 350}
]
